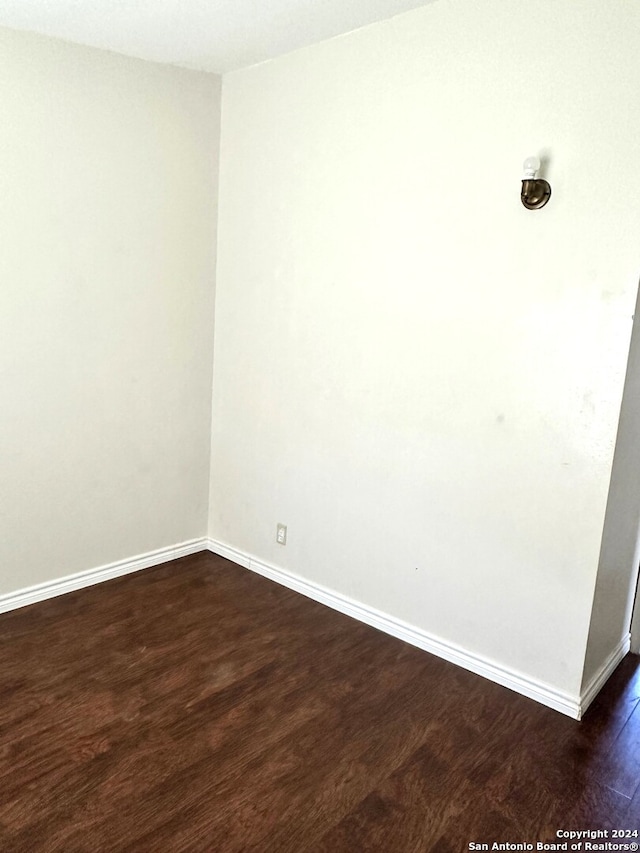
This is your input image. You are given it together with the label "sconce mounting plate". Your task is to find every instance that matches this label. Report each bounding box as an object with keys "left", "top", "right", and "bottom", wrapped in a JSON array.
[{"left": 521, "top": 178, "right": 551, "bottom": 210}]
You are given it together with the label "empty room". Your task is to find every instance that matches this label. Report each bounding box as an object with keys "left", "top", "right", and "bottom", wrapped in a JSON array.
[{"left": 1, "top": 0, "right": 640, "bottom": 848}]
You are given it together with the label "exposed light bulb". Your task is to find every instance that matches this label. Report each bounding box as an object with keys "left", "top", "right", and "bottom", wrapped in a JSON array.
[{"left": 522, "top": 156, "right": 540, "bottom": 180}]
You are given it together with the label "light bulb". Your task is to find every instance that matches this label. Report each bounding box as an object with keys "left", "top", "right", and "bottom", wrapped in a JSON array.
[{"left": 522, "top": 156, "right": 540, "bottom": 180}]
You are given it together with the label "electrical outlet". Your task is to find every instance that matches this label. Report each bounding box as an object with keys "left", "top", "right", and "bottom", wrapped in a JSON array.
[{"left": 276, "top": 523, "right": 287, "bottom": 545}]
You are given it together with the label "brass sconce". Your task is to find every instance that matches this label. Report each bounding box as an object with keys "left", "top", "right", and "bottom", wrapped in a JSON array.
[{"left": 521, "top": 156, "right": 551, "bottom": 210}]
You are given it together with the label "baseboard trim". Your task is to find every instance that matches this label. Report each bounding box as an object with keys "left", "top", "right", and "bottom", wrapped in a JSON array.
[
  {"left": 0, "top": 538, "right": 208, "bottom": 615},
  {"left": 579, "top": 634, "right": 631, "bottom": 718},
  {"left": 206, "top": 538, "right": 582, "bottom": 719},
  {"left": 5, "top": 536, "right": 616, "bottom": 721}
]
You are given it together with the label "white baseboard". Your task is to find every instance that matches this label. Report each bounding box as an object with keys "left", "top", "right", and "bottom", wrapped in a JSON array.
[
  {"left": 206, "top": 538, "right": 582, "bottom": 719},
  {"left": 2, "top": 536, "right": 624, "bottom": 721},
  {"left": 579, "top": 634, "right": 631, "bottom": 717},
  {"left": 0, "top": 537, "right": 208, "bottom": 615}
]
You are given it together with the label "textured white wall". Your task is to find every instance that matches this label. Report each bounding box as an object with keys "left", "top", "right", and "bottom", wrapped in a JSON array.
[
  {"left": 210, "top": 0, "right": 640, "bottom": 697},
  {"left": 0, "top": 27, "right": 220, "bottom": 593}
]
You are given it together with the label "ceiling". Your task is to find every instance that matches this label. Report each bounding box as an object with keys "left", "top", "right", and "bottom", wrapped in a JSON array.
[{"left": 0, "top": 0, "right": 434, "bottom": 74}]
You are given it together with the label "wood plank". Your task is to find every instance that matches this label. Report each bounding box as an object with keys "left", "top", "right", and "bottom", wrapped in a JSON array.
[{"left": 0, "top": 552, "right": 637, "bottom": 851}]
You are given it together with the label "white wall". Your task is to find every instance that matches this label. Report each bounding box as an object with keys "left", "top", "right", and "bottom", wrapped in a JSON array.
[
  {"left": 210, "top": 0, "right": 640, "bottom": 699},
  {"left": 0, "top": 27, "right": 220, "bottom": 594},
  {"left": 582, "top": 287, "right": 640, "bottom": 680}
]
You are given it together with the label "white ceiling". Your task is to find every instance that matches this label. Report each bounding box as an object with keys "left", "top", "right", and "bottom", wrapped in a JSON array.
[{"left": 0, "top": 0, "right": 434, "bottom": 74}]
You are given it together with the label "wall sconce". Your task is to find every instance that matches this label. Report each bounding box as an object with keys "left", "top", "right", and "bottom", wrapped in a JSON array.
[{"left": 521, "top": 156, "right": 551, "bottom": 210}]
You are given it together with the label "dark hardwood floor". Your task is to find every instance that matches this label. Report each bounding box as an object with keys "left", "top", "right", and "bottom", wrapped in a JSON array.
[{"left": 0, "top": 552, "right": 638, "bottom": 851}]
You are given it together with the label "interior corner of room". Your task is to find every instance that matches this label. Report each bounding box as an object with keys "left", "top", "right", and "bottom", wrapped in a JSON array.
[{"left": 2, "top": 0, "right": 640, "bottom": 721}]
